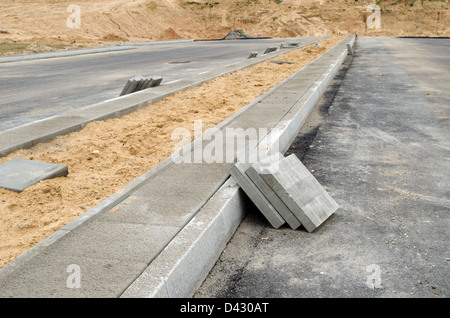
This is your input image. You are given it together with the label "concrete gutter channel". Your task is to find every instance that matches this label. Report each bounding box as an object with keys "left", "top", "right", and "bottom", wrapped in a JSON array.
[{"left": 0, "top": 35, "right": 355, "bottom": 297}]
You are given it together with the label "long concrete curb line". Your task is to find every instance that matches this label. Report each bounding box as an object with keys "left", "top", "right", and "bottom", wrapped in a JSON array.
[
  {"left": 0, "top": 36, "right": 327, "bottom": 282},
  {"left": 0, "top": 36, "right": 326, "bottom": 158},
  {"left": 0, "top": 46, "right": 135, "bottom": 64},
  {"left": 120, "top": 35, "right": 356, "bottom": 298}
]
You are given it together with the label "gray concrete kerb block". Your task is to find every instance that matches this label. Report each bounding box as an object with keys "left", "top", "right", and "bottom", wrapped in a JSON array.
[
  {"left": 347, "top": 43, "right": 354, "bottom": 55},
  {"left": 247, "top": 153, "right": 302, "bottom": 230},
  {"left": 0, "top": 33, "right": 354, "bottom": 297}
]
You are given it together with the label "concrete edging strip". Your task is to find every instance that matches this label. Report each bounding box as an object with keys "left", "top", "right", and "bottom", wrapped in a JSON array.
[{"left": 120, "top": 35, "right": 355, "bottom": 298}]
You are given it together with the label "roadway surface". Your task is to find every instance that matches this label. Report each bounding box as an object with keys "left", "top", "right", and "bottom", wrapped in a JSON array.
[
  {"left": 194, "top": 37, "right": 450, "bottom": 298},
  {"left": 0, "top": 37, "right": 314, "bottom": 132}
]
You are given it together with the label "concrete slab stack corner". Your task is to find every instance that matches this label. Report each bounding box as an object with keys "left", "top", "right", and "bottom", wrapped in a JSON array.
[{"left": 259, "top": 154, "right": 339, "bottom": 232}]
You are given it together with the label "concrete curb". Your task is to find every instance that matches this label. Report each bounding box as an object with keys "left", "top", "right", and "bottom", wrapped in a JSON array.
[
  {"left": 120, "top": 35, "right": 356, "bottom": 298},
  {"left": 0, "top": 36, "right": 355, "bottom": 296},
  {"left": 0, "top": 46, "right": 135, "bottom": 64}
]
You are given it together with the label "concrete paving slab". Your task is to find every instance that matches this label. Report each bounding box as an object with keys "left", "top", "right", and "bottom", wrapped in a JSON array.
[
  {"left": 260, "top": 154, "right": 339, "bottom": 232},
  {"left": 0, "top": 158, "right": 68, "bottom": 192}
]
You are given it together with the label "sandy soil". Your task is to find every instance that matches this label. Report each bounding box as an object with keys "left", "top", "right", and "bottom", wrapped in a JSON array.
[
  {"left": 0, "top": 35, "right": 342, "bottom": 269},
  {"left": 0, "top": 0, "right": 448, "bottom": 50}
]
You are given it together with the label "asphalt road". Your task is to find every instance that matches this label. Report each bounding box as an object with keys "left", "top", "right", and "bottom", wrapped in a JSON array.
[
  {"left": 194, "top": 37, "right": 450, "bottom": 298},
  {"left": 0, "top": 38, "right": 314, "bottom": 132}
]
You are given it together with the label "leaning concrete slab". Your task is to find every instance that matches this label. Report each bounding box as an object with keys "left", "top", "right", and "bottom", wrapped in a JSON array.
[
  {"left": 260, "top": 154, "right": 339, "bottom": 232},
  {"left": 230, "top": 163, "right": 285, "bottom": 229},
  {"left": 0, "top": 158, "right": 68, "bottom": 192},
  {"left": 120, "top": 77, "right": 139, "bottom": 96}
]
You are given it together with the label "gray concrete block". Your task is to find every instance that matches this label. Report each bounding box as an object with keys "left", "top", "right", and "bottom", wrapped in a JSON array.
[
  {"left": 120, "top": 78, "right": 139, "bottom": 96},
  {"left": 260, "top": 154, "right": 338, "bottom": 232},
  {"left": 0, "top": 158, "right": 68, "bottom": 192},
  {"left": 120, "top": 76, "right": 163, "bottom": 96},
  {"left": 230, "top": 163, "right": 285, "bottom": 229},
  {"left": 147, "top": 77, "right": 163, "bottom": 88},
  {"left": 119, "top": 79, "right": 132, "bottom": 96},
  {"left": 263, "top": 47, "right": 277, "bottom": 54},
  {"left": 140, "top": 78, "right": 152, "bottom": 90},
  {"left": 134, "top": 77, "right": 148, "bottom": 91},
  {"left": 247, "top": 156, "right": 302, "bottom": 229}
]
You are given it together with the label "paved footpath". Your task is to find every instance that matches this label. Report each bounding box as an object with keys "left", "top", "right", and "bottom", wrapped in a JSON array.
[{"left": 195, "top": 37, "right": 450, "bottom": 298}]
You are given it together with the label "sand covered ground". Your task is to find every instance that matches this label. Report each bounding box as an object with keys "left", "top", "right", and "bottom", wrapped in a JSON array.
[{"left": 0, "top": 35, "right": 343, "bottom": 269}]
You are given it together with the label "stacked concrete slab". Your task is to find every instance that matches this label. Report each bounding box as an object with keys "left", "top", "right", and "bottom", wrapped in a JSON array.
[
  {"left": 232, "top": 152, "right": 339, "bottom": 232},
  {"left": 263, "top": 46, "right": 278, "bottom": 54}
]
